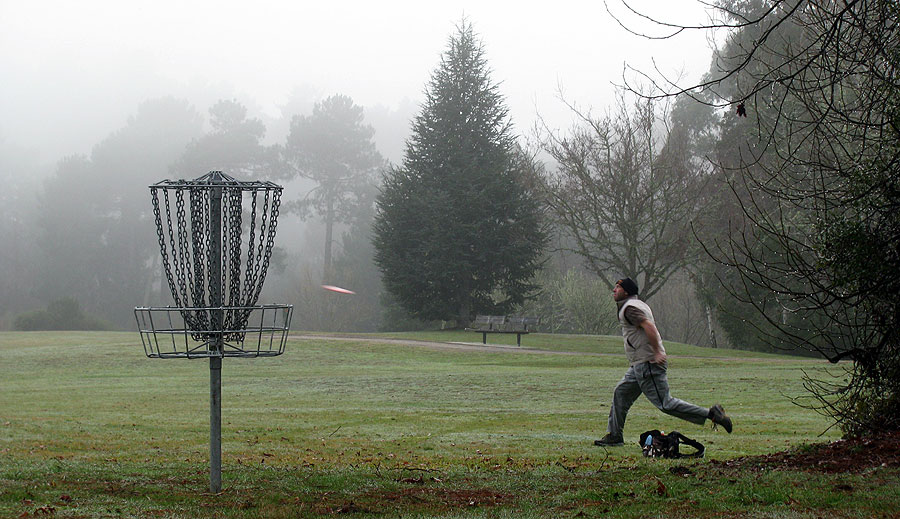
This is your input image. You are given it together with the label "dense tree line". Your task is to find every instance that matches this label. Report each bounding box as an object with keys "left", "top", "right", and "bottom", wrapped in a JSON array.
[
  {"left": 611, "top": 0, "right": 899, "bottom": 435},
  {"left": 34, "top": 98, "right": 204, "bottom": 326},
  {"left": 1, "top": 94, "right": 393, "bottom": 331}
]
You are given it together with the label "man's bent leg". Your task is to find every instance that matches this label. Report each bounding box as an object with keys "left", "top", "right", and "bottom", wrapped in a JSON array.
[
  {"left": 607, "top": 366, "right": 643, "bottom": 438},
  {"left": 636, "top": 362, "right": 708, "bottom": 425}
]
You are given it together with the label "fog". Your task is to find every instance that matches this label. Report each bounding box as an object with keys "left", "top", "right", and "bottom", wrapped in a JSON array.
[
  {"left": 1, "top": 0, "right": 713, "bottom": 166},
  {"left": 0, "top": 0, "right": 717, "bottom": 332}
]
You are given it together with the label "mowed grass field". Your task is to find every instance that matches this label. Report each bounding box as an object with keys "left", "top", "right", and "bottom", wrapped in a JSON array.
[{"left": 1, "top": 330, "right": 897, "bottom": 518}]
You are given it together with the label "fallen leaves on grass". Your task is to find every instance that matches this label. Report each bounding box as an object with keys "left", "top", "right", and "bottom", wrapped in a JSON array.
[
  {"left": 669, "top": 465, "right": 693, "bottom": 476},
  {"left": 713, "top": 431, "right": 900, "bottom": 474},
  {"left": 654, "top": 478, "right": 667, "bottom": 496}
]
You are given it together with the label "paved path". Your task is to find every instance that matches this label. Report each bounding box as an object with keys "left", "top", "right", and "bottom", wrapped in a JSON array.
[
  {"left": 288, "top": 334, "right": 811, "bottom": 363},
  {"left": 290, "top": 334, "right": 600, "bottom": 356}
]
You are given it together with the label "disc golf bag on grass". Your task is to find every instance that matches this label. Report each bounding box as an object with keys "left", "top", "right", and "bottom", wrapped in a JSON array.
[{"left": 639, "top": 430, "right": 705, "bottom": 458}]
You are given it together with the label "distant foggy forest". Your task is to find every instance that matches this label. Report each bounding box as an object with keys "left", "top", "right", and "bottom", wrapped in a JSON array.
[
  {"left": 0, "top": 81, "right": 721, "bottom": 347},
  {"left": 0, "top": 94, "right": 416, "bottom": 333}
]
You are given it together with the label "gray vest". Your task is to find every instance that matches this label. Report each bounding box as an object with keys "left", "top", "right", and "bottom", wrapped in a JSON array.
[{"left": 617, "top": 297, "right": 665, "bottom": 365}]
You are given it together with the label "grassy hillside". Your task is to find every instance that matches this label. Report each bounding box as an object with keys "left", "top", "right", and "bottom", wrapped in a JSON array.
[{"left": 1, "top": 331, "right": 896, "bottom": 518}]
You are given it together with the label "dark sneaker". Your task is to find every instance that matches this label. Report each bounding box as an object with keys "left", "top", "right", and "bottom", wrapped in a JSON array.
[
  {"left": 593, "top": 434, "right": 624, "bottom": 447},
  {"left": 709, "top": 404, "right": 733, "bottom": 433}
]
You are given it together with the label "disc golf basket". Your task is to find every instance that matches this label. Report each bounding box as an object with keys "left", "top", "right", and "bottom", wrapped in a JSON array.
[{"left": 134, "top": 171, "right": 292, "bottom": 492}]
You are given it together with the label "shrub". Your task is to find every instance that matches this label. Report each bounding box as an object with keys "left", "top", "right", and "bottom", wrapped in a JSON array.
[
  {"left": 13, "top": 298, "right": 108, "bottom": 331},
  {"left": 516, "top": 268, "right": 618, "bottom": 335}
]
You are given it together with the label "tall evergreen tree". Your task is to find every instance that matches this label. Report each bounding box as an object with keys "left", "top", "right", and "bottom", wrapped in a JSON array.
[{"left": 373, "top": 21, "right": 547, "bottom": 325}]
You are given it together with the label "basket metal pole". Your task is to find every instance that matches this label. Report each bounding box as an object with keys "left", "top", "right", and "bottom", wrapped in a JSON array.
[{"left": 209, "top": 185, "right": 223, "bottom": 493}]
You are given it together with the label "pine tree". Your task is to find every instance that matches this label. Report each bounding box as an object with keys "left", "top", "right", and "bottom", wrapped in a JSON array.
[
  {"left": 373, "top": 21, "right": 547, "bottom": 325},
  {"left": 284, "top": 94, "right": 384, "bottom": 280}
]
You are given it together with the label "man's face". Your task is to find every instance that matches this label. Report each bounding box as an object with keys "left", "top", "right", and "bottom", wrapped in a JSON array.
[{"left": 612, "top": 283, "right": 629, "bottom": 302}]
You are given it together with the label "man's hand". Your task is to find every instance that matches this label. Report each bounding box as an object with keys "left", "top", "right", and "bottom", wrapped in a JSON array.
[{"left": 653, "top": 350, "right": 667, "bottom": 364}]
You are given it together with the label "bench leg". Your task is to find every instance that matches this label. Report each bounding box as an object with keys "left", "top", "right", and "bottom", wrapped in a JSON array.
[{"left": 482, "top": 332, "right": 487, "bottom": 344}]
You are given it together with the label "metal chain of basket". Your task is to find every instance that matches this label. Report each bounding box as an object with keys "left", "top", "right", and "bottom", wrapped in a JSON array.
[{"left": 149, "top": 172, "right": 281, "bottom": 341}]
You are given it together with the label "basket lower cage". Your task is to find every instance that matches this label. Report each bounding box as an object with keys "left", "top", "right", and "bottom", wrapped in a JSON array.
[{"left": 135, "top": 304, "right": 293, "bottom": 358}]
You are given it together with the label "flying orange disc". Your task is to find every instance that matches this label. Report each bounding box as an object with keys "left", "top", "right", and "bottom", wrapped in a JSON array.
[{"left": 321, "top": 284, "right": 355, "bottom": 295}]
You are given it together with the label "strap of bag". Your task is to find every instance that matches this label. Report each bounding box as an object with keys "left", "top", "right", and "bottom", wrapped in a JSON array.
[{"left": 668, "top": 431, "right": 705, "bottom": 458}]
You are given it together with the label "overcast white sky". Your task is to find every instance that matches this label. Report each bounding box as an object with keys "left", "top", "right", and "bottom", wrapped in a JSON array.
[{"left": 1, "top": 0, "right": 715, "bottom": 166}]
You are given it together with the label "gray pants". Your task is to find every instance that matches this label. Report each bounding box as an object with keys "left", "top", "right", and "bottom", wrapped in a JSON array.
[{"left": 607, "top": 361, "right": 708, "bottom": 437}]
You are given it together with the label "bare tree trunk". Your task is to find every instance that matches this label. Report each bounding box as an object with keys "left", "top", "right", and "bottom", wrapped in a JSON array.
[
  {"left": 143, "top": 254, "right": 160, "bottom": 306},
  {"left": 458, "top": 281, "right": 471, "bottom": 328},
  {"left": 323, "top": 198, "right": 334, "bottom": 282},
  {"left": 705, "top": 303, "right": 717, "bottom": 348}
]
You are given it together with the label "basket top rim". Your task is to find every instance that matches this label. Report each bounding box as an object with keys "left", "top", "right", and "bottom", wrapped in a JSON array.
[
  {"left": 135, "top": 304, "right": 293, "bottom": 311},
  {"left": 150, "top": 171, "right": 282, "bottom": 190}
]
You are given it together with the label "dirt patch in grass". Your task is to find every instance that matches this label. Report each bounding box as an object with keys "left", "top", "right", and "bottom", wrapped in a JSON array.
[
  {"left": 713, "top": 431, "right": 900, "bottom": 473},
  {"left": 320, "top": 485, "right": 512, "bottom": 515},
  {"left": 386, "top": 486, "right": 510, "bottom": 507}
]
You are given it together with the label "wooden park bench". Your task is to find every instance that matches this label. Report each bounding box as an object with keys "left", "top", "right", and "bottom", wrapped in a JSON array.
[{"left": 466, "top": 315, "right": 540, "bottom": 346}]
